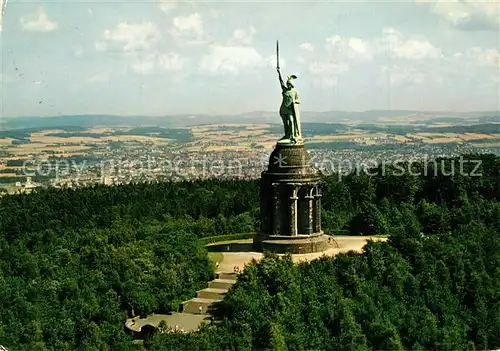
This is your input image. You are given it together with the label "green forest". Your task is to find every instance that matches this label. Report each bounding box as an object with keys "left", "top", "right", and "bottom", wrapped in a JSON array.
[{"left": 0, "top": 153, "right": 499, "bottom": 350}]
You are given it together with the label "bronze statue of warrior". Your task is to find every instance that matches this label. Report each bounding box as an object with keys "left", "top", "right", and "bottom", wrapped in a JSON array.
[{"left": 276, "top": 40, "right": 302, "bottom": 144}]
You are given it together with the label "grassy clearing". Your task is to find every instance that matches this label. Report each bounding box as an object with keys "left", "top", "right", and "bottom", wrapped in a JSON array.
[
  {"left": 472, "top": 142, "right": 500, "bottom": 148},
  {"left": 208, "top": 252, "right": 224, "bottom": 267}
]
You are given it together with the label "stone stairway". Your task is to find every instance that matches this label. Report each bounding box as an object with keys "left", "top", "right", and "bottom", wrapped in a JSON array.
[
  {"left": 208, "top": 278, "right": 237, "bottom": 290},
  {"left": 181, "top": 271, "right": 237, "bottom": 315},
  {"left": 125, "top": 271, "right": 238, "bottom": 338}
]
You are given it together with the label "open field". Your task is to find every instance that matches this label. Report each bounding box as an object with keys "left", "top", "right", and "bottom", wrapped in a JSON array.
[
  {"left": 2, "top": 123, "right": 500, "bottom": 160},
  {"left": 394, "top": 135, "right": 411, "bottom": 142},
  {"left": 310, "top": 133, "right": 365, "bottom": 141},
  {"left": 87, "top": 127, "right": 115, "bottom": 133},
  {"left": 425, "top": 137, "right": 463, "bottom": 144},
  {"left": 472, "top": 142, "right": 500, "bottom": 148},
  {"left": 6, "top": 143, "right": 48, "bottom": 155},
  {"left": 30, "top": 131, "right": 171, "bottom": 145},
  {"left": 30, "top": 132, "right": 100, "bottom": 144},
  {"left": 184, "top": 125, "right": 280, "bottom": 152},
  {"left": 191, "top": 123, "right": 269, "bottom": 132},
  {"left": 204, "top": 145, "right": 253, "bottom": 152},
  {"left": 100, "top": 135, "right": 171, "bottom": 144},
  {"left": 0, "top": 173, "right": 22, "bottom": 178},
  {"left": 254, "top": 141, "right": 277, "bottom": 149},
  {"left": 0, "top": 138, "right": 15, "bottom": 145},
  {"left": 194, "top": 130, "right": 267, "bottom": 138},
  {"left": 376, "top": 115, "right": 426, "bottom": 123},
  {"left": 7, "top": 144, "right": 90, "bottom": 155},
  {"left": 1, "top": 128, "right": 176, "bottom": 158},
  {"left": 407, "top": 132, "right": 500, "bottom": 144},
  {"left": 460, "top": 133, "right": 500, "bottom": 140}
]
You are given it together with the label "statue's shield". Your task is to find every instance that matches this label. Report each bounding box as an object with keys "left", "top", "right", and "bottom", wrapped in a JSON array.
[{"left": 292, "top": 103, "right": 302, "bottom": 139}]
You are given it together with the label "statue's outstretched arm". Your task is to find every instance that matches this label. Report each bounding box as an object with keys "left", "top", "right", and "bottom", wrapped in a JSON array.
[{"left": 277, "top": 69, "right": 286, "bottom": 90}]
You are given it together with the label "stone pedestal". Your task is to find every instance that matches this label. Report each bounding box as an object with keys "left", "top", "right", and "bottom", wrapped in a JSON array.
[{"left": 253, "top": 143, "right": 327, "bottom": 254}]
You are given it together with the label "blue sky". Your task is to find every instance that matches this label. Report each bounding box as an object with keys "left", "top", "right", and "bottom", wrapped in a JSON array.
[{"left": 1, "top": 0, "right": 499, "bottom": 117}]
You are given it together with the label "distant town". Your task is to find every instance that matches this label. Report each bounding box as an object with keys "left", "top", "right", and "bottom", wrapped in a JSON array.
[{"left": 1, "top": 115, "right": 499, "bottom": 195}]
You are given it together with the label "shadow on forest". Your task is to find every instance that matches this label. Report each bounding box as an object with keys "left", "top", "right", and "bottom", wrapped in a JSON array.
[{"left": 206, "top": 242, "right": 256, "bottom": 253}]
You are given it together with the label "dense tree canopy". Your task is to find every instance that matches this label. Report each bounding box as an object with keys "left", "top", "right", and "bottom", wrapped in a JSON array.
[
  {"left": 0, "top": 179, "right": 259, "bottom": 240},
  {"left": 0, "top": 222, "right": 213, "bottom": 350}
]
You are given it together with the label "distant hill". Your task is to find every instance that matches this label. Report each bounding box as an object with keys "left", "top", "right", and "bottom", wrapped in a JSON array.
[
  {"left": 2, "top": 110, "right": 499, "bottom": 130},
  {"left": 2, "top": 115, "right": 213, "bottom": 129}
]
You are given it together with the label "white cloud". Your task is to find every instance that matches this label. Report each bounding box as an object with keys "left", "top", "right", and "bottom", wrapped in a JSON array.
[
  {"left": 323, "top": 28, "right": 442, "bottom": 64},
  {"left": 376, "top": 27, "right": 442, "bottom": 60},
  {"left": 312, "top": 77, "right": 339, "bottom": 90},
  {"left": 380, "top": 65, "right": 425, "bottom": 87},
  {"left": 347, "top": 38, "right": 372, "bottom": 59},
  {"left": 270, "top": 54, "right": 287, "bottom": 70},
  {"left": 95, "top": 42, "right": 106, "bottom": 51},
  {"left": 393, "top": 40, "right": 441, "bottom": 60},
  {"left": 309, "top": 61, "right": 349, "bottom": 75},
  {"left": 157, "top": 52, "right": 187, "bottom": 71},
  {"left": 465, "top": 47, "right": 500, "bottom": 68},
  {"left": 131, "top": 52, "right": 187, "bottom": 74},
  {"left": 313, "top": 28, "right": 444, "bottom": 90},
  {"left": 96, "top": 21, "right": 188, "bottom": 75},
  {"left": 73, "top": 46, "right": 83, "bottom": 58},
  {"left": 379, "top": 63, "right": 445, "bottom": 88},
  {"left": 157, "top": 0, "right": 179, "bottom": 13},
  {"left": 232, "top": 26, "right": 256, "bottom": 45},
  {"left": 131, "top": 55, "right": 157, "bottom": 74},
  {"left": 307, "top": 60, "right": 348, "bottom": 91},
  {"left": 299, "top": 42, "right": 314, "bottom": 52},
  {"left": 325, "top": 35, "right": 373, "bottom": 61},
  {"left": 87, "top": 73, "right": 109, "bottom": 83},
  {"left": 96, "top": 22, "right": 160, "bottom": 53},
  {"left": 169, "top": 13, "right": 204, "bottom": 42},
  {"left": 441, "top": 45, "right": 500, "bottom": 75},
  {"left": 418, "top": 0, "right": 499, "bottom": 31},
  {"left": 19, "top": 8, "right": 58, "bottom": 32},
  {"left": 199, "top": 45, "right": 270, "bottom": 75},
  {"left": 209, "top": 8, "right": 220, "bottom": 18}
]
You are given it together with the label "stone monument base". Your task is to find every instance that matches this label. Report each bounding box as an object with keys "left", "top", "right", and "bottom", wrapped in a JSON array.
[{"left": 253, "top": 233, "right": 330, "bottom": 254}]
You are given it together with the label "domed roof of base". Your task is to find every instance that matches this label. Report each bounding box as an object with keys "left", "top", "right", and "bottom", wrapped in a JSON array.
[{"left": 266, "top": 143, "right": 317, "bottom": 175}]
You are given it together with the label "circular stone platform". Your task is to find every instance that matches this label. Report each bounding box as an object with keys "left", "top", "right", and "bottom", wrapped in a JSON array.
[
  {"left": 260, "top": 234, "right": 331, "bottom": 254},
  {"left": 213, "top": 236, "right": 388, "bottom": 273}
]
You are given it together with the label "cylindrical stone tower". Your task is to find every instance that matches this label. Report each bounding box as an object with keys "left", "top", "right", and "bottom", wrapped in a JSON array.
[{"left": 253, "top": 143, "right": 329, "bottom": 254}]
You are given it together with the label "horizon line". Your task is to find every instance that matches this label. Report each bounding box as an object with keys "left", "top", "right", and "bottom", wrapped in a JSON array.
[{"left": 3, "top": 109, "right": 500, "bottom": 119}]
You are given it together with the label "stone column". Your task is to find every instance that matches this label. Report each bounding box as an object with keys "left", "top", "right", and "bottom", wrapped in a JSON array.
[
  {"left": 305, "top": 187, "right": 314, "bottom": 235},
  {"left": 259, "top": 178, "right": 268, "bottom": 234},
  {"left": 314, "top": 185, "right": 322, "bottom": 233},
  {"left": 272, "top": 183, "right": 281, "bottom": 235},
  {"left": 290, "top": 185, "right": 298, "bottom": 236}
]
